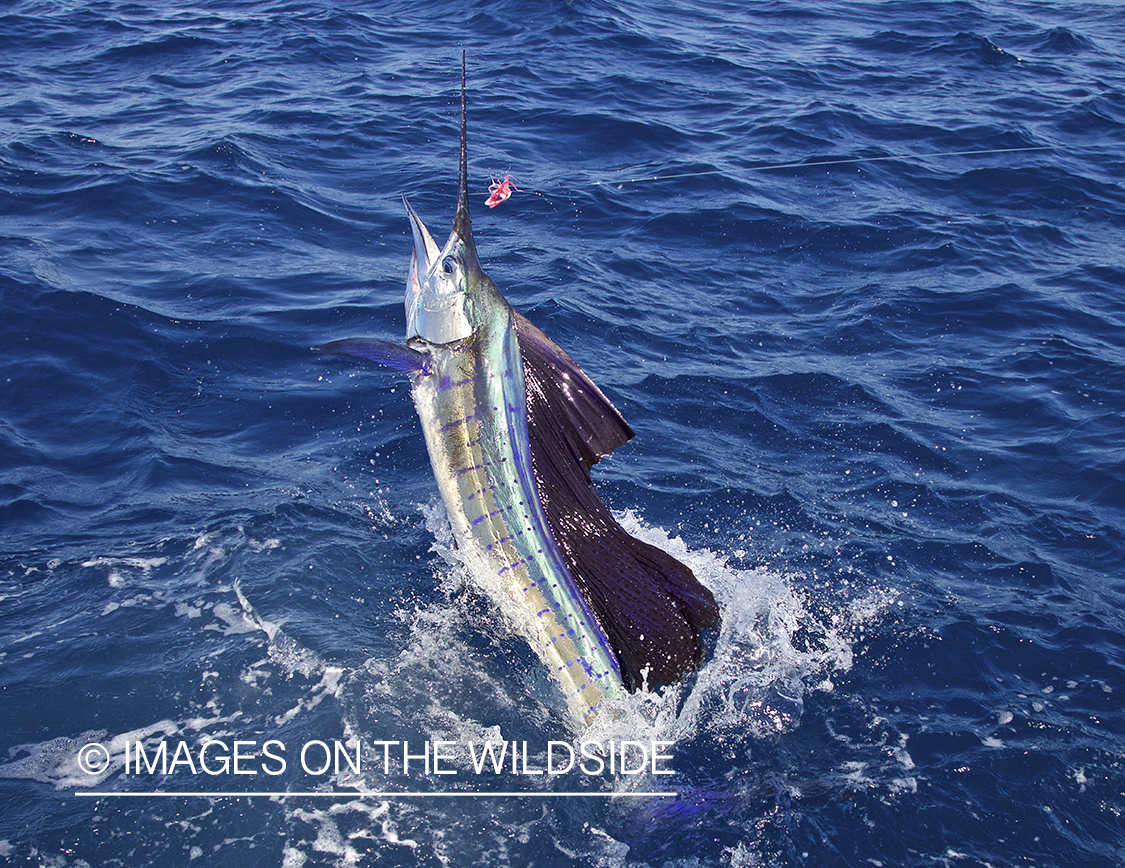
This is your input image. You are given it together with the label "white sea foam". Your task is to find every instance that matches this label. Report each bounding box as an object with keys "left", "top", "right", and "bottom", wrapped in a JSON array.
[
  {"left": 552, "top": 511, "right": 898, "bottom": 806},
  {"left": 6, "top": 504, "right": 893, "bottom": 866},
  {"left": 366, "top": 503, "right": 891, "bottom": 759},
  {"left": 0, "top": 720, "right": 180, "bottom": 788}
]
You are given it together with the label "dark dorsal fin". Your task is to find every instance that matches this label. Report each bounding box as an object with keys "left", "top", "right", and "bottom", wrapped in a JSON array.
[
  {"left": 513, "top": 311, "right": 633, "bottom": 465},
  {"left": 514, "top": 311, "right": 720, "bottom": 691}
]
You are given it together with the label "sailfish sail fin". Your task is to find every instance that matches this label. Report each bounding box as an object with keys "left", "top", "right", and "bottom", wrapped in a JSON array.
[{"left": 514, "top": 311, "right": 720, "bottom": 690}]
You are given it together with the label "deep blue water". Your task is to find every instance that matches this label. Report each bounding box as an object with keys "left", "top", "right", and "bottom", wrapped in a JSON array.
[{"left": 3, "top": 0, "right": 1124, "bottom": 865}]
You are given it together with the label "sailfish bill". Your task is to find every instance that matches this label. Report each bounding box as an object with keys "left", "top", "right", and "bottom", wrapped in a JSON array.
[{"left": 317, "top": 54, "right": 719, "bottom": 726}]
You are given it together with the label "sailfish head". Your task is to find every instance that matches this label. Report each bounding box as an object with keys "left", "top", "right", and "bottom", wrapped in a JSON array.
[{"left": 403, "top": 53, "right": 502, "bottom": 346}]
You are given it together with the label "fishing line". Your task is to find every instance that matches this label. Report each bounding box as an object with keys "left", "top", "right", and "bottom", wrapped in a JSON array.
[
  {"left": 589, "top": 145, "right": 1052, "bottom": 187},
  {"left": 478, "top": 145, "right": 1050, "bottom": 206}
]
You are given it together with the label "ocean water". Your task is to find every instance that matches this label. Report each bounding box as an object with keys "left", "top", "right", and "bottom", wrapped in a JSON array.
[{"left": 2, "top": 0, "right": 1124, "bottom": 865}]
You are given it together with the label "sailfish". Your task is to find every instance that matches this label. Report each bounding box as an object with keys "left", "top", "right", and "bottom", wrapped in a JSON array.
[{"left": 318, "top": 56, "right": 719, "bottom": 726}]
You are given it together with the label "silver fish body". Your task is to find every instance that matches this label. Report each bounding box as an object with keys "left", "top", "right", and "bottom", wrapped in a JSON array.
[{"left": 408, "top": 310, "right": 621, "bottom": 725}]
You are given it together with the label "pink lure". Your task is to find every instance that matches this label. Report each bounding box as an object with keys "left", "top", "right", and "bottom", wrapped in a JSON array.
[{"left": 485, "top": 173, "right": 522, "bottom": 208}]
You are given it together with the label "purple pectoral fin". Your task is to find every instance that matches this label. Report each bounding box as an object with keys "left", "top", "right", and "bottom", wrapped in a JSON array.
[{"left": 315, "top": 338, "right": 429, "bottom": 375}]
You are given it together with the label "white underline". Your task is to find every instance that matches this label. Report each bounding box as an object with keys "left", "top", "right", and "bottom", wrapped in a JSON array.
[{"left": 74, "top": 790, "right": 677, "bottom": 799}]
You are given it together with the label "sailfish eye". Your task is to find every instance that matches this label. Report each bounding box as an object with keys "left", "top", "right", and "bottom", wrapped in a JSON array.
[{"left": 441, "top": 255, "right": 459, "bottom": 275}]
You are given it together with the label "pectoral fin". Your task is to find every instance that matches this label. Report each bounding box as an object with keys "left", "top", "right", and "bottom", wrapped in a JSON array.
[{"left": 315, "top": 338, "right": 429, "bottom": 375}]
